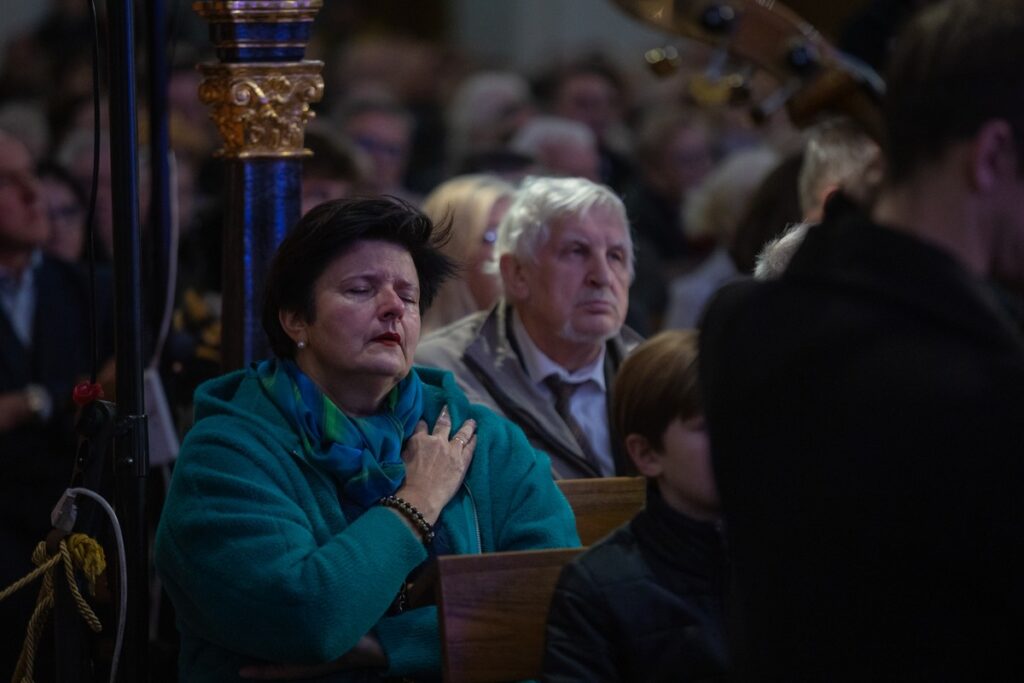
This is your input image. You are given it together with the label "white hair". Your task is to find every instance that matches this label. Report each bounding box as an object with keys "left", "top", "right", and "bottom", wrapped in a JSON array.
[
  {"left": 494, "top": 175, "right": 632, "bottom": 274},
  {"left": 447, "top": 71, "right": 532, "bottom": 166},
  {"left": 448, "top": 71, "right": 530, "bottom": 136},
  {"left": 508, "top": 116, "right": 596, "bottom": 159},
  {"left": 753, "top": 221, "right": 813, "bottom": 280},
  {"left": 798, "top": 117, "right": 881, "bottom": 217}
]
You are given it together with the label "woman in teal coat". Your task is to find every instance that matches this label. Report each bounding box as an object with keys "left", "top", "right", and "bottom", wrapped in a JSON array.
[{"left": 154, "top": 197, "right": 579, "bottom": 682}]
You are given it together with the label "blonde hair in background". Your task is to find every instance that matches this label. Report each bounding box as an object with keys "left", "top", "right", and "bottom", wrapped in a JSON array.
[{"left": 421, "top": 174, "right": 515, "bottom": 333}]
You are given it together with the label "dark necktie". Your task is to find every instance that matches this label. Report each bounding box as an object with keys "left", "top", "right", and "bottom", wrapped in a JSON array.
[{"left": 543, "top": 375, "right": 602, "bottom": 473}]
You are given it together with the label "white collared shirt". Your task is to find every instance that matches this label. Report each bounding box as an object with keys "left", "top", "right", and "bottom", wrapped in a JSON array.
[{"left": 510, "top": 311, "right": 614, "bottom": 475}]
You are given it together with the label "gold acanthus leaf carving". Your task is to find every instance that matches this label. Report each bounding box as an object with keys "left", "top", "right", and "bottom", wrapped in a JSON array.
[{"left": 198, "top": 62, "right": 324, "bottom": 158}]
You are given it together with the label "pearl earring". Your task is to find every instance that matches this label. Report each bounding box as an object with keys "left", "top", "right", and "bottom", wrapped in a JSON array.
[{"left": 297, "top": 340, "right": 307, "bottom": 350}]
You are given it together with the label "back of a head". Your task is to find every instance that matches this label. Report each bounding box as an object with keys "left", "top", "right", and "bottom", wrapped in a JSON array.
[
  {"left": 510, "top": 117, "right": 594, "bottom": 154},
  {"left": 884, "top": 0, "right": 1024, "bottom": 185},
  {"left": 798, "top": 117, "right": 881, "bottom": 217},
  {"left": 508, "top": 116, "right": 598, "bottom": 178},
  {"left": 447, "top": 71, "right": 533, "bottom": 170},
  {"left": 456, "top": 149, "right": 535, "bottom": 180},
  {"left": 613, "top": 329, "right": 701, "bottom": 451},
  {"left": 447, "top": 71, "right": 531, "bottom": 137},
  {"left": 495, "top": 175, "right": 629, "bottom": 268}
]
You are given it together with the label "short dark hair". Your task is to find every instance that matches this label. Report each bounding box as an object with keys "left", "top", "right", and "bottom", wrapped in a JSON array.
[
  {"left": 883, "top": 0, "right": 1024, "bottom": 184},
  {"left": 612, "top": 330, "right": 701, "bottom": 452},
  {"left": 262, "top": 196, "right": 456, "bottom": 358},
  {"left": 303, "top": 125, "right": 364, "bottom": 183}
]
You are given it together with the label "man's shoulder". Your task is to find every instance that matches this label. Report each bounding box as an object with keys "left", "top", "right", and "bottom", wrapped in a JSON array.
[
  {"left": 417, "top": 309, "right": 493, "bottom": 365},
  {"left": 699, "top": 276, "right": 767, "bottom": 338}
]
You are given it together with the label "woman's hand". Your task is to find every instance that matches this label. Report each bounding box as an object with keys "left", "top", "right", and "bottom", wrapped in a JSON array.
[{"left": 396, "top": 405, "right": 476, "bottom": 524}]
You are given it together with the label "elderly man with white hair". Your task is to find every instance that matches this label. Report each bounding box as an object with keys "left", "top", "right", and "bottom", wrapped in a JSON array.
[{"left": 416, "top": 176, "right": 641, "bottom": 479}]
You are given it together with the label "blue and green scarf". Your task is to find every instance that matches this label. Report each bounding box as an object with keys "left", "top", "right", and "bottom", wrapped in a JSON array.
[{"left": 256, "top": 357, "right": 424, "bottom": 521}]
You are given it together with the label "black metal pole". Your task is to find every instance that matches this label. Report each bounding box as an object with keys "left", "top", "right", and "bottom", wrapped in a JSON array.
[
  {"left": 147, "top": 0, "right": 172, "bottom": 366},
  {"left": 107, "top": 0, "right": 150, "bottom": 680}
]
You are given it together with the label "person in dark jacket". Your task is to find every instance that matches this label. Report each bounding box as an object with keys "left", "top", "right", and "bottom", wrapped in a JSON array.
[
  {"left": 543, "top": 329, "right": 727, "bottom": 683},
  {"left": 700, "top": 1, "right": 1024, "bottom": 679}
]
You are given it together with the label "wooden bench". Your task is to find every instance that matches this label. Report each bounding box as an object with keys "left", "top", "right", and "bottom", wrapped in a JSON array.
[
  {"left": 556, "top": 476, "right": 646, "bottom": 545},
  {"left": 430, "top": 547, "right": 584, "bottom": 683}
]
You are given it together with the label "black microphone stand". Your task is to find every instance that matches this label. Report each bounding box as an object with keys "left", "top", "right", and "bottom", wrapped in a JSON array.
[{"left": 107, "top": 0, "right": 150, "bottom": 680}]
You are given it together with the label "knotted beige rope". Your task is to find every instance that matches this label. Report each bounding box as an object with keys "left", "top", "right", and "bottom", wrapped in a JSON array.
[{"left": 0, "top": 534, "right": 106, "bottom": 683}]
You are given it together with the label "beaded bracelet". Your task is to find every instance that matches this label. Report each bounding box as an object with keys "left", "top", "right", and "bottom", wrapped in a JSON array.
[{"left": 380, "top": 495, "right": 435, "bottom": 545}]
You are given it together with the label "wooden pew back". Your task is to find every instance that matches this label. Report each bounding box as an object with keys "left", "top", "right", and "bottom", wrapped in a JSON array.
[
  {"left": 435, "top": 547, "right": 584, "bottom": 683},
  {"left": 556, "top": 476, "right": 646, "bottom": 545}
]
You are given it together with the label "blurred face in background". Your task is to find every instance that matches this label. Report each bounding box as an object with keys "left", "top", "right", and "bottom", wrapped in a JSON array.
[
  {"left": 0, "top": 134, "right": 47, "bottom": 258},
  {"left": 554, "top": 72, "right": 620, "bottom": 141},
  {"left": 663, "top": 124, "right": 714, "bottom": 201},
  {"left": 301, "top": 177, "right": 354, "bottom": 217},
  {"left": 40, "top": 175, "right": 85, "bottom": 262},
  {"left": 68, "top": 141, "right": 150, "bottom": 259},
  {"left": 344, "top": 111, "right": 411, "bottom": 195},
  {"left": 466, "top": 194, "right": 511, "bottom": 310}
]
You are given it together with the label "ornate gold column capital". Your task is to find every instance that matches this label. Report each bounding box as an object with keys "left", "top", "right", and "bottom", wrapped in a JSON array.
[{"left": 198, "top": 61, "right": 324, "bottom": 159}]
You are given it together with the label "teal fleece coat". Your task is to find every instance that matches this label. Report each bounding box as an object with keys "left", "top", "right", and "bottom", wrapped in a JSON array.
[{"left": 154, "top": 365, "right": 580, "bottom": 682}]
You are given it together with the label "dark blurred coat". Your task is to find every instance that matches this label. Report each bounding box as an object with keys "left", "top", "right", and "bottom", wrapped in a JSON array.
[
  {"left": 543, "top": 486, "right": 727, "bottom": 683},
  {"left": 700, "top": 195, "right": 1024, "bottom": 681}
]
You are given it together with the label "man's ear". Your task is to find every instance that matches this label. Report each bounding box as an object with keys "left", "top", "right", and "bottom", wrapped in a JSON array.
[
  {"left": 807, "top": 183, "right": 840, "bottom": 222},
  {"left": 625, "top": 433, "right": 663, "bottom": 478},
  {"left": 499, "top": 253, "right": 530, "bottom": 301},
  {"left": 970, "top": 119, "right": 1016, "bottom": 193},
  {"left": 279, "top": 308, "right": 308, "bottom": 345}
]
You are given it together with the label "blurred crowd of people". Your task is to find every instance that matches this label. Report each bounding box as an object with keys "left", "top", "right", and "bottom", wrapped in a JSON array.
[
  {"left": 0, "top": 0, "right": 818, "bottom": 426},
  {"left": 8, "top": 1, "right": 1019, "bottom": 682}
]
